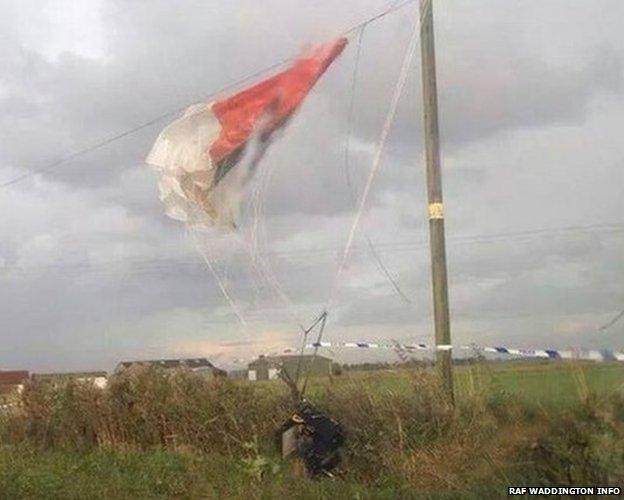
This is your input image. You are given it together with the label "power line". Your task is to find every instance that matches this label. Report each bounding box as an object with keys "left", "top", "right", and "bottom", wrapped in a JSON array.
[
  {"left": 42, "top": 220, "right": 624, "bottom": 249},
  {"left": 3, "top": 220, "right": 624, "bottom": 276},
  {"left": 0, "top": 0, "right": 417, "bottom": 190}
]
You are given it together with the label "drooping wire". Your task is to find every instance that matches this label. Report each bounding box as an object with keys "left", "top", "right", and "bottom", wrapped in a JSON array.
[{"left": 343, "top": 24, "right": 412, "bottom": 305}]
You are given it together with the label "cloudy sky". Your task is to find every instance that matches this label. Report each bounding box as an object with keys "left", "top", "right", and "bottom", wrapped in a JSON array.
[{"left": 1, "top": 0, "right": 623, "bottom": 372}]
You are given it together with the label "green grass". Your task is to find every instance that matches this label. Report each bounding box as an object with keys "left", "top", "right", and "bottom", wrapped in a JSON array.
[
  {"left": 457, "top": 361, "right": 624, "bottom": 407},
  {"left": 0, "top": 446, "right": 511, "bottom": 500}
]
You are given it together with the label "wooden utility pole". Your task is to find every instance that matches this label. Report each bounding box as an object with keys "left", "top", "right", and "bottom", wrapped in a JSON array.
[{"left": 419, "top": 0, "right": 454, "bottom": 403}]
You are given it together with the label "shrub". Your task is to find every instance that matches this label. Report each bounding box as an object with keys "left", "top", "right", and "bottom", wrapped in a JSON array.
[{"left": 5, "top": 367, "right": 292, "bottom": 455}]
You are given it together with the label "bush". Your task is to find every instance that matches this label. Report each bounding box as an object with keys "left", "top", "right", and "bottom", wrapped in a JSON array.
[
  {"left": 310, "top": 369, "right": 507, "bottom": 489},
  {"left": 8, "top": 367, "right": 293, "bottom": 455},
  {"left": 19, "top": 379, "right": 103, "bottom": 449}
]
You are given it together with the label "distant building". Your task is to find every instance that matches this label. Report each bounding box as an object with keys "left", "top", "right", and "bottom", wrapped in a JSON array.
[
  {"left": 31, "top": 371, "right": 108, "bottom": 389},
  {"left": 114, "top": 358, "right": 226, "bottom": 378},
  {"left": 0, "top": 370, "right": 29, "bottom": 394},
  {"left": 247, "top": 354, "right": 333, "bottom": 381},
  {"left": 228, "top": 369, "right": 249, "bottom": 380}
]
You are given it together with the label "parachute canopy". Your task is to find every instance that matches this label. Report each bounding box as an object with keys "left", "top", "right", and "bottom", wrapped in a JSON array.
[{"left": 146, "top": 37, "right": 347, "bottom": 228}]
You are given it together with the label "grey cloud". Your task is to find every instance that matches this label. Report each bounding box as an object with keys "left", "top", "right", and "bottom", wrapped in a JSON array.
[{"left": 440, "top": 48, "right": 623, "bottom": 146}]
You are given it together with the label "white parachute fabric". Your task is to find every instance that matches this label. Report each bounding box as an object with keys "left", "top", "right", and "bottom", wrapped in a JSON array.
[{"left": 146, "top": 103, "right": 229, "bottom": 227}]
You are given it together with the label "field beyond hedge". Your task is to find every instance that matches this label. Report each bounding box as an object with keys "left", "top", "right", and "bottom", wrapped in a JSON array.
[{"left": 1, "top": 361, "right": 623, "bottom": 499}]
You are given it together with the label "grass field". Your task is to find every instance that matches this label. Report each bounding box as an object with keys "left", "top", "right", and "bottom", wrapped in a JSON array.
[
  {"left": 0, "top": 361, "right": 623, "bottom": 499},
  {"left": 306, "top": 360, "right": 624, "bottom": 408}
]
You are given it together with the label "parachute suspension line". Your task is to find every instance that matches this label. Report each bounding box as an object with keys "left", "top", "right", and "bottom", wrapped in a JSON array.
[
  {"left": 188, "top": 226, "right": 249, "bottom": 330},
  {"left": 599, "top": 308, "right": 624, "bottom": 332},
  {"left": 241, "top": 170, "right": 272, "bottom": 303},
  {"left": 250, "top": 164, "right": 289, "bottom": 306},
  {"left": 244, "top": 160, "right": 305, "bottom": 330},
  {"left": 343, "top": 24, "right": 413, "bottom": 305},
  {"left": 343, "top": 25, "right": 366, "bottom": 206},
  {"left": 327, "top": 11, "right": 420, "bottom": 310}
]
